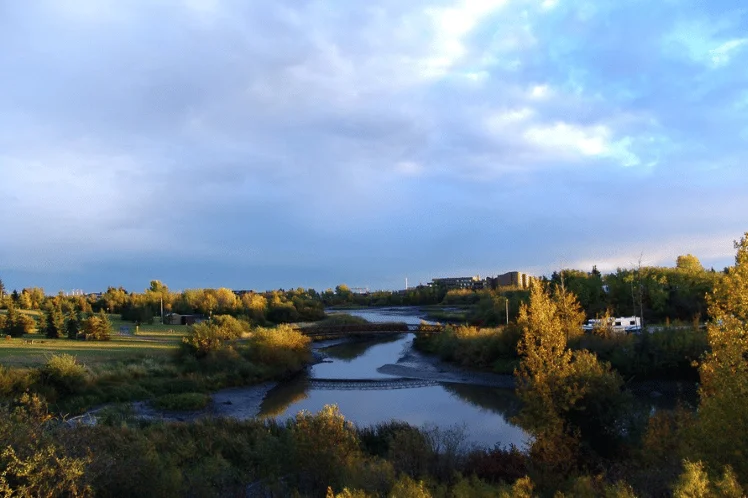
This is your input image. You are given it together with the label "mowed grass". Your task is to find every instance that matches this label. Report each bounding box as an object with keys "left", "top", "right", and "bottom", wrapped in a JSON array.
[{"left": 0, "top": 314, "right": 191, "bottom": 367}]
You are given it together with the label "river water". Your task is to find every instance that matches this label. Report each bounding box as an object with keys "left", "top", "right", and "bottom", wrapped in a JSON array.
[
  {"left": 256, "top": 308, "right": 528, "bottom": 449},
  {"left": 70, "top": 307, "right": 694, "bottom": 446}
]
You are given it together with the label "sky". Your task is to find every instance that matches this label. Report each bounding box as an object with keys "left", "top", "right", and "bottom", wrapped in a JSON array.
[{"left": 1, "top": 0, "right": 747, "bottom": 294}]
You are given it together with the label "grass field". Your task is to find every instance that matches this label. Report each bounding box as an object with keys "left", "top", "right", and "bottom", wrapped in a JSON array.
[{"left": 0, "top": 314, "right": 191, "bottom": 367}]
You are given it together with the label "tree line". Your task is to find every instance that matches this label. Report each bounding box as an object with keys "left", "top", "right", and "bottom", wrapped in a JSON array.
[{"left": 0, "top": 253, "right": 721, "bottom": 332}]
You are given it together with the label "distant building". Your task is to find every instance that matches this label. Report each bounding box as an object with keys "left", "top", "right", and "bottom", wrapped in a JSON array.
[
  {"left": 430, "top": 276, "right": 483, "bottom": 290},
  {"left": 492, "top": 271, "right": 535, "bottom": 289}
]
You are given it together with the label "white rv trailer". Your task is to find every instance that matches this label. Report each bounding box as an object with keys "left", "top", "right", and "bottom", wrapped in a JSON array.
[{"left": 582, "top": 316, "right": 641, "bottom": 334}]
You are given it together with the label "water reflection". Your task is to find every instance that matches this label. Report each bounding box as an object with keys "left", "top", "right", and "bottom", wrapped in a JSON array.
[
  {"left": 322, "top": 335, "right": 404, "bottom": 362},
  {"left": 258, "top": 308, "right": 530, "bottom": 448},
  {"left": 312, "top": 335, "right": 411, "bottom": 380},
  {"left": 442, "top": 382, "right": 522, "bottom": 421},
  {"left": 258, "top": 379, "right": 528, "bottom": 448},
  {"left": 259, "top": 376, "right": 310, "bottom": 418}
]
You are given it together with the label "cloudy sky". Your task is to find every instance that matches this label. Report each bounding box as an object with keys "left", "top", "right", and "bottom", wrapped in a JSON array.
[{"left": 1, "top": 0, "right": 747, "bottom": 293}]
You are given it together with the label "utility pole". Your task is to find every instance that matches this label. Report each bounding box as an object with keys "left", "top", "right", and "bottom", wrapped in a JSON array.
[
  {"left": 160, "top": 296, "right": 164, "bottom": 325},
  {"left": 505, "top": 297, "right": 509, "bottom": 326},
  {"left": 405, "top": 277, "right": 408, "bottom": 291}
]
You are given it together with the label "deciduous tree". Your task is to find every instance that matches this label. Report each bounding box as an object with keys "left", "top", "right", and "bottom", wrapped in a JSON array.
[
  {"left": 515, "top": 282, "right": 628, "bottom": 478},
  {"left": 691, "top": 233, "right": 748, "bottom": 483}
]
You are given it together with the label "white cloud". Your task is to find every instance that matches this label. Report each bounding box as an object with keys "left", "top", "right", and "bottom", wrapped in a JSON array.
[
  {"left": 522, "top": 122, "right": 640, "bottom": 166},
  {"left": 529, "top": 84, "right": 551, "bottom": 99},
  {"left": 524, "top": 122, "right": 610, "bottom": 156},
  {"left": 710, "top": 38, "right": 748, "bottom": 67},
  {"left": 421, "top": 0, "right": 509, "bottom": 77}
]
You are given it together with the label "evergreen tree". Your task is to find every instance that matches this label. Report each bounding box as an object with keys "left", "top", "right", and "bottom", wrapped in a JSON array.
[
  {"left": 44, "top": 308, "right": 66, "bottom": 339},
  {"left": 66, "top": 311, "right": 80, "bottom": 339},
  {"left": 81, "top": 310, "right": 111, "bottom": 341},
  {"left": 2, "top": 303, "right": 34, "bottom": 337}
]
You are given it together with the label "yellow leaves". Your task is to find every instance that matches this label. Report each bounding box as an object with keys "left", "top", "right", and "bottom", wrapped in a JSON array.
[
  {"left": 0, "top": 445, "right": 92, "bottom": 498},
  {"left": 692, "top": 232, "right": 748, "bottom": 484},
  {"left": 673, "top": 461, "right": 744, "bottom": 498}
]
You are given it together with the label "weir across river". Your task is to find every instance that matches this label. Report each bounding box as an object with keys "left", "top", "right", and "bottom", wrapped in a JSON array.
[
  {"left": 298, "top": 323, "right": 444, "bottom": 340},
  {"left": 308, "top": 378, "right": 440, "bottom": 390}
]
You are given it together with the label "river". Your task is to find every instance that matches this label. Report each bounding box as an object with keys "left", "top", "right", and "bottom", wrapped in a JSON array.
[
  {"left": 256, "top": 308, "right": 528, "bottom": 449},
  {"left": 71, "top": 308, "right": 693, "bottom": 447}
]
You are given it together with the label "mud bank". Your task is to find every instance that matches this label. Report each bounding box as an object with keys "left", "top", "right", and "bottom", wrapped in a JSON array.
[{"left": 377, "top": 346, "right": 516, "bottom": 388}]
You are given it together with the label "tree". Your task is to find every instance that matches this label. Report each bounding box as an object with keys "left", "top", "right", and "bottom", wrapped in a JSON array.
[
  {"left": 676, "top": 254, "right": 704, "bottom": 273},
  {"left": 242, "top": 292, "right": 268, "bottom": 322},
  {"left": 180, "top": 315, "right": 248, "bottom": 358},
  {"left": 335, "top": 284, "right": 353, "bottom": 304},
  {"left": 81, "top": 310, "right": 112, "bottom": 340},
  {"left": 148, "top": 280, "right": 169, "bottom": 294},
  {"left": 44, "top": 307, "right": 66, "bottom": 339},
  {"left": 17, "top": 290, "right": 32, "bottom": 310},
  {"left": 22, "top": 288, "right": 45, "bottom": 310},
  {"left": 515, "top": 282, "right": 628, "bottom": 478},
  {"left": 66, "top": 311, "right": 80, "bottom": 339},
  {"left": 214, "top": 288, "right": 238, "bottom": 314},
  {"left": 551, "top": 279, "right": 585, "bottom": 340},
  {"left": 289, "top": 405, "right": 361, "bottom": 491},
  {"left": 1, "top": 304, "right": 35, "bottom": 337},
  {"left": 690, "top": 233, "right": 748, "bottom": 483}
]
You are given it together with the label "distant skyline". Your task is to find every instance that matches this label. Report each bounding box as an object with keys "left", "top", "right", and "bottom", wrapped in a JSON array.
[{"left": 1, "top": 1, "right": 747, "bottom": 293}]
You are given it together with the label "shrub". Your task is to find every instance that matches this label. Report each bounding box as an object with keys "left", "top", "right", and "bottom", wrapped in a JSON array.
[
  {"left": 266, "top": 302, "right": 300, "bottom": 323},
  {"left": 463, "top": 445, "right": 528, "bottom": 484},
  {"left": 181, "top": 315, "right": 250, "bottom": 358},
  {"left": 417, "top": 325, "right": 520, "bottom": 371},
  {"left": 289, "top": 405, "right": 362, "bottom": 492},
  {"left": 359, "top": 421, "right": 417, "bottom": 458},
  {"left": 244, "top": 325, "right": 311, "bottom": 374},
  {"left": 41, "top": 354, "right": 88, "bottom": 395},
  {"left": 0, "top": 365, "right": 36, "bottom": 398},
  {"left": 210, "top": 315, "right": 251, "bottom": 338}
]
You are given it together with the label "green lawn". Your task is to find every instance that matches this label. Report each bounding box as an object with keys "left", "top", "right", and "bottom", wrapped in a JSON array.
[
  {"left": 109, "top": 316, "right": 190, "bottom": 337},
  {"left": 0, "top": 314, "right": 190, "bottom": 367}
]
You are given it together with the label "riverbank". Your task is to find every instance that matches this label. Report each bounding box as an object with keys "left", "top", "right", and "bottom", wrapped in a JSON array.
[{"left": 377, "top": 344, "right": 516, "bottom": 388}]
